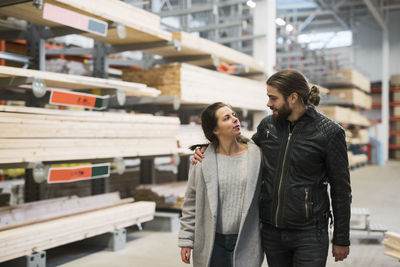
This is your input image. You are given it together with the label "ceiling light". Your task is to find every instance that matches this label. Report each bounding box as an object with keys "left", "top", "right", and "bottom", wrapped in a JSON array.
[
  {"left": 275, "top": 18, "right": 286, "bottom": 26},
  {"left": 246, "top": 0, "right": 256, "bottom": 8}
]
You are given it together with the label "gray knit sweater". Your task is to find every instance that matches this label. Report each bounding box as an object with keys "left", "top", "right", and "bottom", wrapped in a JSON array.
[{"left": 216, "top": 151, "right": 248, "bottom": 235}]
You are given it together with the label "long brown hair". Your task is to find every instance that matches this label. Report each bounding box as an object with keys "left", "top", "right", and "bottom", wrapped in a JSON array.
[
  {"left": 267, "top": 69, "right": 320, "bottom": 107},
  {"left": 190, "top": 102, "right": 249, "bottom": 150}
]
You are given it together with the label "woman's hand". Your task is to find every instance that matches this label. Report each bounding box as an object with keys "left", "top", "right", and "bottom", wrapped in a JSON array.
[
  {"left": 191, "top": 146, "right": 207, "bottom": 164},
  {"left": 181, "top": 247, "right": 192, "bottom": 264}
]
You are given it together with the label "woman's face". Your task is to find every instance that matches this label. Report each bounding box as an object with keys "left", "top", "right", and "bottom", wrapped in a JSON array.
[{"left": 213, "top": 106, "right": 241, "bottom": 139}]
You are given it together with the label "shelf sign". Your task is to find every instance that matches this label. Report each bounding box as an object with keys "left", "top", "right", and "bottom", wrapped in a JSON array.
[
  {"left": 47, "top": 163, "right": 110, "bottom": 183},
  {"left": 43, "top": 3, "right": 108, "bottom": 36},
  {"left": 50, "top": 89, "right": 109, "bottom": 110}
]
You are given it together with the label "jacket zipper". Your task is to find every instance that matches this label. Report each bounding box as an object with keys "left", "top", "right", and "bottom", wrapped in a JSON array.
[
  {"left": 305, "top": 188, "right": 310, "bottom": 219},
  {"left": 275, "top": 125, "right": 293, "bottom": 226}
]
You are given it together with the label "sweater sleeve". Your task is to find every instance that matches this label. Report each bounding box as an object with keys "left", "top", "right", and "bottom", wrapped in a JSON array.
[
  {"left": 326, "top": 128, "right": 352, "bottom": 246},
  {"left": 178, "top": 164, "right": 198, "bottom": 248}
]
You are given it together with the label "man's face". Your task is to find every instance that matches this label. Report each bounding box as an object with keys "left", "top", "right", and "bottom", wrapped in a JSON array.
[{"left": 267, "top": 85, "right": 292, "bottom": 122}]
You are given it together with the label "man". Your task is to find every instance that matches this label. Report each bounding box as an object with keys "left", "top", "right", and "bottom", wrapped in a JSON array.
[{"left": 193, "top": 69, "right": 351, "bottom": 267}]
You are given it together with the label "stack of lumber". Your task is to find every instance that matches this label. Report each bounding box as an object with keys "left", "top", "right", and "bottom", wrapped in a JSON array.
[
  {"left": 391, "top": 74, "right": 400, "bottom": 86},
  {"left": 347, "top": 151, "right": 368, "bottom": 167},
  {"left": 383, "top": 232, "right": 400, "bottom": 260},
  {"left": 0, "top": 194, "right": 155, "bottom": 262},
  {"left": 0, "top": 192, "right": 130, "bottom": 230},
  {"left": 318, "top": 106, "right": 370, "bottom": 126},
  {"left": 0, "top": 105, "right": 180, "bottom": 164},
  {"left": 177, "top": 124, "right": 256, "bottom": 155},
  {"left": 135, "top": 181, "right": 187, "bottom": 210},
  {"left": 147, "top": 32, "right": 265, "bottom": 74},
  {"left": 0, "top": 0, "right": 172, "bottom": 45},
  {"left": 0, "top": 66, "right": 159, "bottom": 97},
  {"left": 122, "top": 63, "right": 267, "bottom": 111},
  {"left": 324, "top": 69, "right": 371, "bottom": 93},
  {"left": 329, "top": 88, "right": 372, "bottom": 109}
]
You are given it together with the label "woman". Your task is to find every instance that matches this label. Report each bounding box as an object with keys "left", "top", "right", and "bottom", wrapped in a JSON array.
[{"left": 178, "top": 102, "right": 264, "bottom": 267}]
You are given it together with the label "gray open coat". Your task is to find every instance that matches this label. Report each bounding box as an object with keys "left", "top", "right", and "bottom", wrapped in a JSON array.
[{"left": 178, "top": 142, "right": 264, "bottom": 267}]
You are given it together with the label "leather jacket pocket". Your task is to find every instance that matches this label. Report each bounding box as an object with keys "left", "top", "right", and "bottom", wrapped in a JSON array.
[{"left": 304, "top": 187, "right": 313, "bottom": 221}]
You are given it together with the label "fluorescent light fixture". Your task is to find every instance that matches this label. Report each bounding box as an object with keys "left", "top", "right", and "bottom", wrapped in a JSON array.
[
  {"left": 246, "top": 0, "right": 256, "bottom": 8},
  {"left": 275, "top": 18, "right": 286, "bottom": 26},
  {"left": 285, "top": 24, "right": 294, "bottom": 32}
]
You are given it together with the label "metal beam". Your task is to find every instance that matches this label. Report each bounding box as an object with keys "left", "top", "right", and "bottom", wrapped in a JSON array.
[
  {"left": 188, "top": 21, "right": 241, "bottom": 32},
  {"left": 0, "top": 52, "right": 30, "bottom": 63},
  {"left": 299, "top": 14, "right": 316, "bottom": 31},
  {"left": 315, "top": 0, "right": 349, "bottom": 29},
  {"left": 278, "top": 9, "right": 333, "bottom": 18},
  {"left": 363, "top": 0, "right": 388, "bottom": 31},
  {"left": 160, "top": 0, "right": 250, "bottom": 17},
  {"left": 215, "top": 34, "right": 266, "bottom": 44},
  {"left": 45, "top": 47, "right": 93, "bottom": 55}
]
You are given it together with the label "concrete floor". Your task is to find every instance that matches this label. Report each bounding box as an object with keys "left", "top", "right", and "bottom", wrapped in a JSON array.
[{"left": 17, "top": 161, "right": 400, "bottom": 267}]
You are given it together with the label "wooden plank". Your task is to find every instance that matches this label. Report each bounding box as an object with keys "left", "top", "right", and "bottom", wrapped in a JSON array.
[
  {"left": 0, "top": 66, "right": 159, "bottom": 97},
  {"left": 0, "top": 0, "right": 171, "bottom": 45},
  {"left": 122, "top": 63, "right": 267, "bottom": 111},
  {"left": 0, "top": 201, "right": 156, "bottom": 262},
  {"left": 330, "top": 88, "right": 372, "bottom": 109},
  {"left": 324, "top": 69, "right": 371, "bottom": 93},
  {"left": 135, "top": 182, "right": 187, "bottom": 210},
  {"left": 146, "top": 32, "right": 265, "bottom": 74},
  {"left": 0, "top": 192, "right": 133, "bottom": 231}
]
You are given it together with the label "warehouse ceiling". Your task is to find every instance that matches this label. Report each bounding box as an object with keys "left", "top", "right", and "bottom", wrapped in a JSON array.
[{"left": 277, "top": 0, "right": 400, "bottom": 33}]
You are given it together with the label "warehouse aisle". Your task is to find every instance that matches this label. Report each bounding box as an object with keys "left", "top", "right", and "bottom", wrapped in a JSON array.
[{"left": 47, "top": 161, "right": 400, "bottom": 267}]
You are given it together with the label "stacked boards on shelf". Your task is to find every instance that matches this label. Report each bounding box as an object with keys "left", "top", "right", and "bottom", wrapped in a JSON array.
[
  {"left": 122, "top": 63, "right": 267, "bottom": 111},
  {"left": 0, "top": 1, "right": 265, "bottom": 75},
  {"left": 0, "top": 0, "right": 172, "bottom": 44},
  {"left": 383, "top": 232, "right": 400, "bottom": 261},
  {"left": 390, "top": 74, "right": 400, "bottom": 159},
  {"left": 0, "top": 105, "right": 180, "bottom": 165},
  {"left": 0, "top": 193, "right": 155, "bottom": 263},
  {"left": 0, "top": 65, "right": 159, "bottom": 97},
  {"left": 135, "top": 181, "right": 187, "bottom": 210}
]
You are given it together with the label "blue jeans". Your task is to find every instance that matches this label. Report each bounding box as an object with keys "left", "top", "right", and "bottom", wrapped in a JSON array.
[
  {"left": 210, "top": 233, "right": 238, "bottom": 267},
  {"left": 262, "top": 223, "right": 329, "bottom": 267}
]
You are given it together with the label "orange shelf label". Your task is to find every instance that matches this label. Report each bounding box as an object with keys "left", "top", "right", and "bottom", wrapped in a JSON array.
[
  {"left": 47, "top": 163, "right": 110, "bottom": 183},
  {"left": 50, "top": 89, "right": 109, "bottom": 109}
]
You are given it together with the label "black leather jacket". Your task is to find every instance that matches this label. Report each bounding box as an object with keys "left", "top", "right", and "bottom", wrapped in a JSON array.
[{"left": 252, "top": 107, "right": 351, "bottom": 246}]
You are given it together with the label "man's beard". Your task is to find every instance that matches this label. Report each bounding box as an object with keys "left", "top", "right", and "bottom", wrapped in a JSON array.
[{"left": 272, "top": 101, "right": 292, "bottom": 123}]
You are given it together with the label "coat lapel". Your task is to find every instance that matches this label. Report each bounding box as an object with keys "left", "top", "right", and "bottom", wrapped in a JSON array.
[
  {"left": 239, "top": 143, "right": 261, "bottom": 230},
  {"left": 201, "top": 144, "right": 219, "bottom": 219}
]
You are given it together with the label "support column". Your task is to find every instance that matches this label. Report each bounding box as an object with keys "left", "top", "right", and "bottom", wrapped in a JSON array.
[
  {"left": 26, "top": 23, "right": 45, "bottom": 71},
  {"left": 381, "top": 30, "right": 390, "bottom": 165},
  {"left": 253, "top": 0, "right": 276, "bottom": 76}
]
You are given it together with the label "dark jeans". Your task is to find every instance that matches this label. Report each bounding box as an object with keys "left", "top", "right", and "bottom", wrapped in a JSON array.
[
  {"left": 262, "top": 223, "right": 329, "bottom": 267},
  {"left": 210, "top": 233, "right": 238, "bottom": 267}
]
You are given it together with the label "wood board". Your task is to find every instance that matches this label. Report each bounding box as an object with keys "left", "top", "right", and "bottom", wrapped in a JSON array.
[
  {"left": 318, "top": 106, "right": 370, "bottom": 126},
  {"left": 0, "top": 106, "right": 180, "bottom": 164},
  {"left": 0, "top": 0, "right": 172, "bottom": 45},
  {"left": 145, "top": 31, "right": 266, "bottom": 74},
  {"left": 383, "top": 232, "right": 400, "bottom": 260},
  {"left": 0, "top": 192, "right": 132, "bottom": 231},
  {"left": 135, "top": 182, "right": 187, "bottom": 210},
  {"left": 329, "top": 88, "right": 372, "bottom": 109},
  {"left": 324, "top": 69, "right": 371, "bottom": 93},
  {"left": 0, "top": 66, "right": 159, "bottom": 97},
  {"left": 122, "top": 63, "right": 267, "bottom": 111},
  {"left": 0, "top": 201, "right": 156, "bottom": 263}
]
